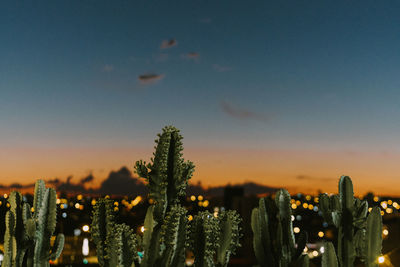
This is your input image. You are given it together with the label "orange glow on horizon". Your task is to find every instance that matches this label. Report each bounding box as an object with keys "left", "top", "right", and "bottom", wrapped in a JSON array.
[{"left": 0, "top": 146, "right": 400, "bottom": 196}]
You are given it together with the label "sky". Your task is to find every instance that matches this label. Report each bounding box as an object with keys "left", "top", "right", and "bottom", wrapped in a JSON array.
[{"left": 1, "top": 0, "right": 400, "bottom": 196}]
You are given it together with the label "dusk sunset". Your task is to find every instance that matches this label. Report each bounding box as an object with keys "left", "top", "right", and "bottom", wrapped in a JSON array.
[{"left": 1, "top": 1, "right": 400, "bottom": 266}]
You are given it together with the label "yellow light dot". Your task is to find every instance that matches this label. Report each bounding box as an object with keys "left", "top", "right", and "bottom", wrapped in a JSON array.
[
  {"left": 378, "top": 256, "right": 385, "bottom": 263},
  {"left": 56, "top": 199, "right": 61, "bottom": 204},
  {"left": 105, "top": 195, "right": 110, "bottom": 199},
  {"left": 291, "top": 199, "right": 295, "bottom": 204},
  {"left": 308, "top": 204, "right": 314, "bottom": 210},
  {"left": 294, "top": 227, "right": 300, "bottom": 233},
  {"left": 314, "top": 197, "right": 319, "bottom": 203},
  {"left": 368, "top": 207, "right": 372, "bottom": 212},
  {"left": 114, "top": 207, "right": 119, "bottom": 212},
  {"left": 77, "top": 195, "right": 83, "bottom": 201},
  {"left": 393, "top": 202, "right": 399, "bottom": 209},
  {"left": 291, "top": 204, "right": 297, "bottom": 209},
  {"left": 31, "top": 207, "right": 35, "bottom": 212},
  {"left": 131, "top": 196, "right": 142, "bottom": 206},
  {"left": 140, "top": 226, "right": 145, "bottom": 233},
  {"left": 373, "top": 196, "right": 379, "bottom": 202},
  {"left": 303, "top": 247, "right": 308, "bottom": 252},
  {"left": 380, "top": 210, "right": 385, "bottom": 216},
  {"left": 296, "top": 200, "right": 301, "bottom": 206},
  {"left": 91, "top": 199, "right": 96, "bottom": 206},
  {"left": 114, "top": 201, "right": 119, "bottom": 206},
  {"left": 82, "top": 225, "right": 89, "bottom": 232},
  {"left": 6, "top": 203, "right": 10, "bottom": 208},
  {"left": 303, "top": 203, "right": 308, "bottom": 209},
  {"left": 312, "top": 251, "right": 318, "bottom": 257},
  {"left": 188, "top": 215, "right": 193, "bottom": 221},
  {"left": 148, "top": 199, "right": 154, "bottom": 204},
  {"left": 198, "top": 201, "right": 203, "bottom": 207},
  {"left": 0, "top": 201, "right": 2, "bottom": 206},
  {"left": 4, "top": 194, "right": 8, "bottom": 198},
  {"left": 386, "top": 208, "right": 393, "bottom": 214},
  {"left": 306, "top": 195, "right": 311, "bottom": 201},
  {"left": 203, "top": 200, "right": 209, "bottom": 207},
  {"left": 382, "top": 229, "right": 389, "bottom": 236},
  {"left": 381, "top": 202, "right": 387, "bottom": 209},
  {"left": 198, "top": 195, "right": 204, "bottom": 201},
  {"left": 318, "top": 231, "right": 324, "bottom": 238},
  {"left": 75, "top": 203, "right": 80, "bottom": 209},
  {"left": 388, "top": 200, "right": 393, "bottom": 205}
]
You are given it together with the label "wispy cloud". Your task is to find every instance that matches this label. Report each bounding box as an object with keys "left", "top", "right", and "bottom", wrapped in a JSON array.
[
  {"left": 102, "top": 64, "right": 114, "bottom": 72},
  {"left": 213, "top": 64, "right": 232, "bottom": 72},
  {"left": 138, "top": 73, "right": 165, "bottom": 84},
  {"left": 160, "top": 39, "right": 178, "bottom": 49},
  {"left": 220, "top": 101, "right": 271, "bottom": 122},
  {"left": 182, "top": 52, "right": 200, "bottom": 61}
]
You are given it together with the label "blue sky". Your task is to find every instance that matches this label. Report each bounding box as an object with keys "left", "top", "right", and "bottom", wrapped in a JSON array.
[{"left": 1, "top": 1, "right": 400, "bottom": 194}]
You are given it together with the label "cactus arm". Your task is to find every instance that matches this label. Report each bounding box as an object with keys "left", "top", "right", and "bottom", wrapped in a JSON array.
[
  {"left": 33, "top": 188, "right": 57, "bottom": 267},
  {"left": 113, "top": 224, "right": 140, "bottom": 267},
  {"left": 322, "top": 242, "right": 338, "bottom": 267},
  {"left": 251, "top": 207, "right": 267, "bottom": 266},
  {"left": 190, "top": 211, "right": 219, "bottom": 267},
  {"left": 338, "top": 176, "right": 356, "bottom": 267},
  {"left": 365, "top": 207, "right": 382, "bottom": 267},
  {"left": 275, "top": 189, "right": 295, "bottom": 266},
  {"left": 159, "top": 205, "right": 187, "bottom": 267},
  {"left": 49, "top": 233, "right": 65, "bottom": 261},
  {"left": 2, "top": 211, "right": 17, "bottom": 267},
  {"left": 294, "top": 231, "right": 308, "bottom": 260},
  {"left": 33, "top": 180, "right": 45, "bottom": 218},
  {"left": 91, "top": 198, "right": 116, "bottom": 267},
  {"left": 215, "top": 210, "right": 242, "bottom": 267}
]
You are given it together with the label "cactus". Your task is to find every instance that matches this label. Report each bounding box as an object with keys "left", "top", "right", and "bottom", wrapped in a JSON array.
[
  {"left": 319, "top": 176, "right": 383, "bottom": 267},
  {"left": 2, "top": 180, "right": 64, "bottom": 267},
  {"left": 322, "top": 242, "right": 338, "bottom": 267},
  {"left": 251, "top": 189, "right": 308, "bottom": 267},
  {"left": 91, "top": 198, "right": 141, "bottom": 267},
  {"left": 91, "top": 126, "right": 242, "bottom": 267},
  {"left": 188, "top": 211, "right": 220, "bottom": 267},
  {"left": 364, "top": 207, "right": 382, "bottom": 267}
]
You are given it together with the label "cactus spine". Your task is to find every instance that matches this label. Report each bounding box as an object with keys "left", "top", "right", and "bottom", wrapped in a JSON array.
[
  {"left": 319, "top": 176, "right": 383, "bottom": 267},
  {"left": 251, "top": 189, "right": 308, "bottom": 267},
  {"left": 2, "top": 180, "right": 64, "bottom": 267}
]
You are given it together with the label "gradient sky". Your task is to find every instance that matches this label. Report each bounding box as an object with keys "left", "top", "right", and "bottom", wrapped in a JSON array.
[{"left": 1, "top": 1, "right": 400, "bottom": 196}]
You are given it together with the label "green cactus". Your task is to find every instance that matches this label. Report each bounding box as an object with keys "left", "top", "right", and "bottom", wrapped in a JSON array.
[
  {"left": 91, "top": 198, "right": 142, "bottom": 267},
  {"left": 364, "top": 207, "right": 382, "bottom": 267},
  {"left": 251, "top": 189, "right": 308, "bottom": 267},
  {"left": 322, "top": 242, "right": 338, "bottom": 267},
  {"left": 215, "top": 210, "right": 242, "bottom": 267},
  {"left": 189, "top": 211, "right": 220, "bottom": 267},
  {"left": 134, "top": 125, "right": 195, "bottom": 222},
  {"left": 2, "top": 180, "right": 64, "bottom": 267},
  {"left": 91, "top": 126, "right": 242, "bottom": 267},
  {"left": 319, "top": 176, "right": 383, "bottom": 267}
]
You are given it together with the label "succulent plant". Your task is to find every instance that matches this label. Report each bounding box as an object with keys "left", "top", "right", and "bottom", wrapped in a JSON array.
[
  {"left": 91, "top": 126, "right": 242, "bottom": 267},
  {"left": 2, "top": 180, "right": 64, "bottom": 267},
  {"left": 319, "top": 176, "right": 383, "bottom": 267},
  {"left": 251, "top": 189, "right": 309, "bottom": 267}
]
